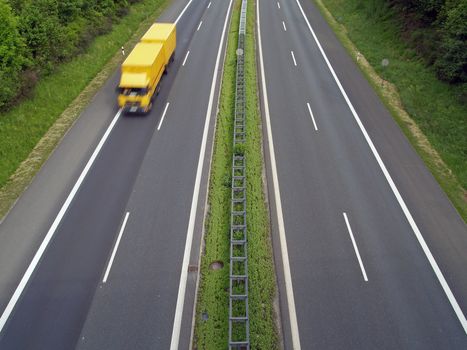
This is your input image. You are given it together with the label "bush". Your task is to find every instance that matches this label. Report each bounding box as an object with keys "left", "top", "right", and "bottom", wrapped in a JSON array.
[
  {"left": 18, "top": 1, "right": 66, "bottom": 70},
  {"left": 0, "top": 0, "right": 27, "bottom": 109},
  {"left": 389, "top": 0, "right": 467, "bottom": 84},
  {"left": 435, "top": 0, "right": 467, "bottom": 83},
  {"left": 0, "top": 0, "right": 138, "bottom": 112}
]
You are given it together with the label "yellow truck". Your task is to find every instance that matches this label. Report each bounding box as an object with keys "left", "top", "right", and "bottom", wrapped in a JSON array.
[
  {"left": 140, "top": 23, "right": 177, "bottom": 66},
  {"left": 118, "top": 23, "right": 176, "bottom": 113}
]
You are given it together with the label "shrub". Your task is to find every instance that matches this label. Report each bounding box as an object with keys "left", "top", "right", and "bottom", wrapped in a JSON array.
[
  {"left": 435, "top": 0, "right": 467, "bottom": 83},
  {"left": 0, "top": 0, "right": 141, "bottom": 112},
  {"left": 389, "top": 0, "right": 467, "bottom": 84},
  {"left": 0, "top": 0, "right": 27, "bottom": 109}
]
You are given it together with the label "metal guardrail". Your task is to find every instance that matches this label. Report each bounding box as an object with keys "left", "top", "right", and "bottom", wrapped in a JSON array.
[{"left": 229, "top": 0, "right": 249, "bottom": 348}]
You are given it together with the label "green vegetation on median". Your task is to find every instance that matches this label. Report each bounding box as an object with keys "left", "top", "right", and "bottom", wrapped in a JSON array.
[
  {"left": 0, "top": 0, "right": 169, "bottom": 218},
  {"left": 194, "top": 0, "right": 278, "bottom": 348},
  {"left": 315, "top": 0, "right": 467, "bottom": 220}
]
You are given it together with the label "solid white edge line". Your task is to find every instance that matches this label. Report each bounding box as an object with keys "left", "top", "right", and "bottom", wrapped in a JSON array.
[
  {"left": 291, "top": 51, "right": 297, "bottom": 66},
  {"left": 207, "top": 1, "right": 211, "bottom": 8},
  {"left": 169, "top": 0, "right": 233, "bottom": 348},
  {"left": 174, "top": 0, "right": 194, "bottom": 25},
  {"left": 182, "top": 51, "right": 190, "bottom": 66},
  {"left": 0, "top": 108, "right": 123, "bottom": 333},
  {"left": 157, "top": 102, "right": 170, "bottom": 130},
  {"left": 295, "top": 0, "right": 467, "bottom": 333},
  {"left": 197, "top": 20, "right": 203, "bottom": 31},
  {"left": 102, "top": 212, "right": 130, "bottom": 283},
  {"left": 282, "top": 21, "right": 287, "bottom": 31},
  {"left": 257, "top": 1, "right": 302, "bottom": 348},
  {"left": 306, "top": 102, "right": 318, "bottom": 131},
  {"left": 343, "top": 213, "right": 368, "bottom": 282}
]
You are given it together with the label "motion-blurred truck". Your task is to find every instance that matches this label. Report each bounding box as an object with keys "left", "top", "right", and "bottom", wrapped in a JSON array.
[{"left": 118, "top": 23, "right": 176, "bottom": 113}]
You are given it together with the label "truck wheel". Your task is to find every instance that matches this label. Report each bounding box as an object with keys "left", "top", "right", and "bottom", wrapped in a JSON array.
[{"left": 164, "top": 66, "right": 168, "bottom": 75}]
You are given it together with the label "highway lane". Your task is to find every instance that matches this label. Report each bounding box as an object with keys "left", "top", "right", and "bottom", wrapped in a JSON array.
[
  {"left": 0, "top": 0, "right": 194, "bottom": 324},
  {"left": 296, "top": 0, "right": 467, "bottom": 318},
  {"left": 76, "top": 0, "right": 232, "bottom": 348},
  {"left": 258, "top": 0, "right": 467, "bottom": 349},
  {"left": 0, "top": 0, "right": 229, "bottom": 348}
]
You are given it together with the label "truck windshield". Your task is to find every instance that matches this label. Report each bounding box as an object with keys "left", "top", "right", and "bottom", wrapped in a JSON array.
[{"left": 120, "top": 88, "right": 148, "bottom": 96}]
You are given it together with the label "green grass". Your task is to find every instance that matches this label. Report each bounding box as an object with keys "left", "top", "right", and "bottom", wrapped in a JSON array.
[
  {"left": 194, "top": 0, "right": 278, "bottom": 348},
  {"left": 0, "top": 0, "right": 170, "bottom": 218},
  {"left": 316, "top": 0, "right": 467, "bottom": 220}
]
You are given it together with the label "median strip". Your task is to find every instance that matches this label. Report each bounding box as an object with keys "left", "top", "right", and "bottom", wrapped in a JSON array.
[
  {"left": 194, "top": 0, "right": 278, "bottom": 348},
  {"left": 228, "top": 1, "right": 250, "bottom": 346}
]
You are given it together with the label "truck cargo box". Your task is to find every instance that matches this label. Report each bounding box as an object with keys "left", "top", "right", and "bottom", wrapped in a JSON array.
[
  {"left": 140, "top": 23, "right": 176, "bottom": 65},
  {"left": 120, "top": 42, "right": 164, "bottom": 88}
]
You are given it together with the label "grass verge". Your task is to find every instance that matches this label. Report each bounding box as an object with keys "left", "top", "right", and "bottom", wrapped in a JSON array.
[
  {"left": 0, "top": 0, "right": 170, "bottom": 219},
  {"left": 194, "top": 0, "right": 278, "bottom": 348},
  {"left": 314, "top": 0, "right": 466, "bottom": 221}
]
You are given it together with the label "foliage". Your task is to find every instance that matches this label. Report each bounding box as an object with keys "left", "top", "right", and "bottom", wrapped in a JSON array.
[
  {"left": 0, "top": 0, "right": 27, "bottom": 109},
  {"left": 435, "top": 0, "right": 467, "bottom": 82},
  {"left": 0, "top": 0, "right": 135, "bottom": 110},
  {"left": 388, "top": 0, "right": 467, "bottom": 84}
]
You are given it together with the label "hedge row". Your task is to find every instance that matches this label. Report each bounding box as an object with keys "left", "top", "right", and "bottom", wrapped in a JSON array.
[{"left": 0, "top": 0, "right": 139, "bottom": 111}]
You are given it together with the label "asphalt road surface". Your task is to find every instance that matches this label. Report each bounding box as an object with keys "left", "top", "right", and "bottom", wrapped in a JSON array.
[
  {"left": 258, "top": 0, "right": 467, "bottom": 349},
  {"left": 1, "top": 0, "right": 466, "bottom": 349},
  {"left": 0, "top": 0, "right": 232, "bottom": 348}
]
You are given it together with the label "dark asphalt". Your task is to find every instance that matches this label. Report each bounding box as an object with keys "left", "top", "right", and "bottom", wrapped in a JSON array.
[
  {"left": 1, "top": 0, "right": 465, "bottom": 348},
  {"left": 76, "top": 0, "right": 231, "bottom": 348},
  {"left": 259, "top": 0, "right": 467, "bottom": 349},
  {"left": 0, "top": 0, "right": 229, "bottom": 349}
]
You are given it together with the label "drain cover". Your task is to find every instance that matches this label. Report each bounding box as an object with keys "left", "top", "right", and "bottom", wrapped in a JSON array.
[{"left": 209, "top": 260, "right": 224, "bottom": 270}]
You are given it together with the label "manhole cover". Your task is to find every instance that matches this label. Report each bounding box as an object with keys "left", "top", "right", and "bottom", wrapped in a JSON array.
[
  {"left": 236, "top": 48, "right": 244, "bottom": 56},
  {"left": 209, "top": 260, "right": 224, "bottom": 270}
]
